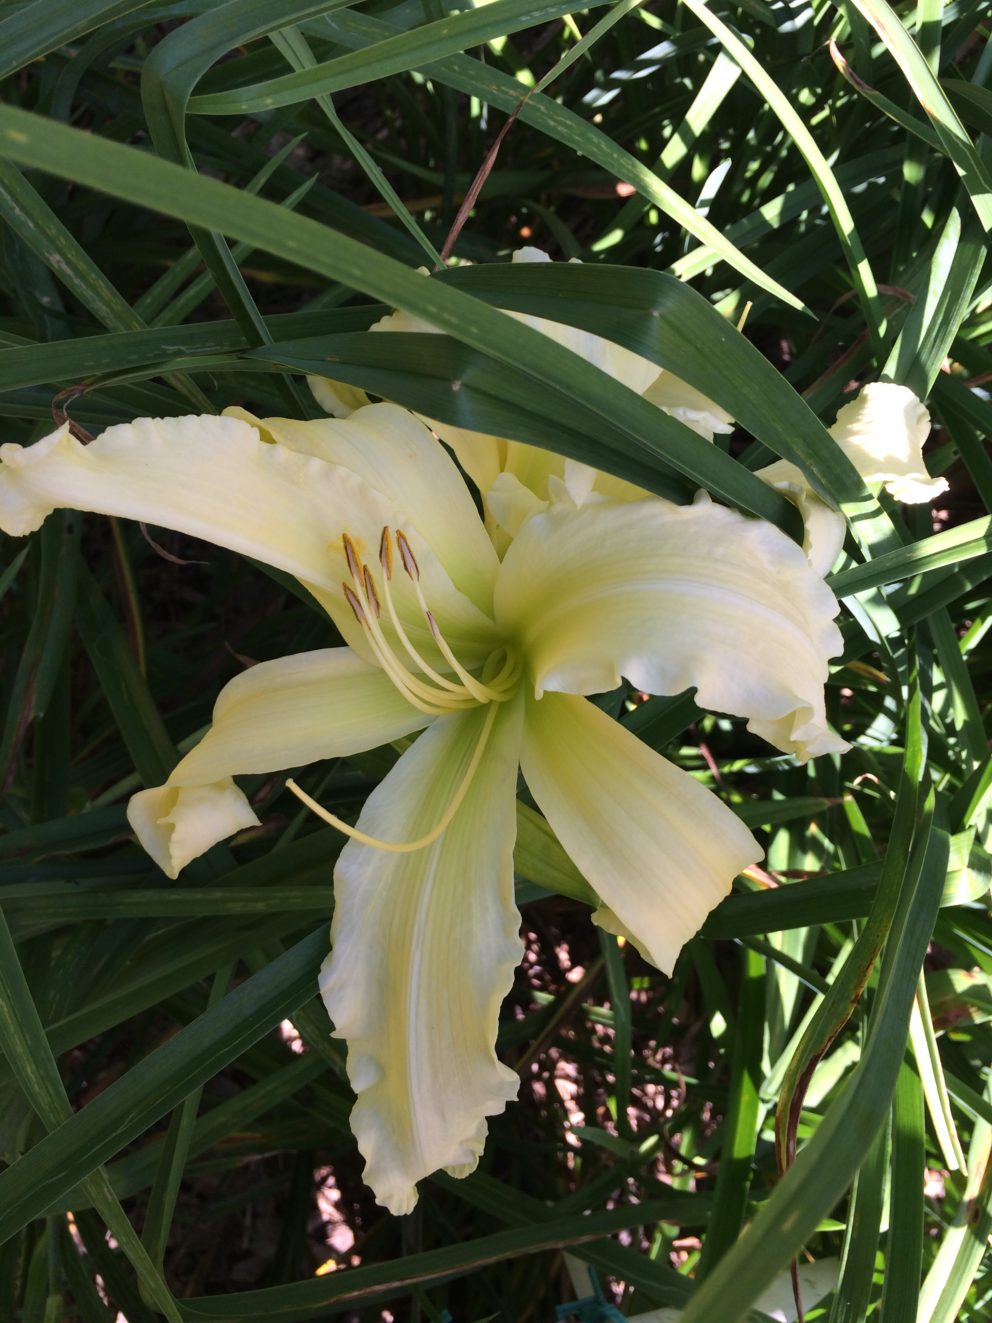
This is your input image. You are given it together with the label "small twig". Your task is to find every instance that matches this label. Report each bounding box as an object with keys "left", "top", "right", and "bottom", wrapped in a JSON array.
[{"left": 437, "top": 96, "right": 529, "bottom": 268}]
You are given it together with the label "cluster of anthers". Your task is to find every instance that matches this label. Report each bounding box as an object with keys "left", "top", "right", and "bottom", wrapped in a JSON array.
[{"left": 286, "top": 526, "right": 521, "bottom": 854}]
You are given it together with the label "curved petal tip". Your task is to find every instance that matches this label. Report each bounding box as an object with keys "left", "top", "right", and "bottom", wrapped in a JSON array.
[
  {"left": 0, "top": 424, "right": 73, "bottom": 535},
  {"left": 830, "top": 382, "right": 948, "bottom": 503},
  {"left": 127, "top": 778, "right": 259, "bottom": 878}
]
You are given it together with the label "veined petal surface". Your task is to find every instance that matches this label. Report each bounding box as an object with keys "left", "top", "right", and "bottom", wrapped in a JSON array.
[
  {"left": 171, "top": 648, "right": 429, "bottom": 785},
  {"left": 321, "top": 697, "right": 524, "bottom": 1215},
  {"left": 223, "top": 403, "right": 498, "bottom": 611},
  {"left": 128, "top": 650, "right": 428, "bottom": 878},
  {"left": 496, "top": 498, "right": 848, "bottom": 761},
  {"left": 520, "top": 693, "right": 761, "bottom": 975}
]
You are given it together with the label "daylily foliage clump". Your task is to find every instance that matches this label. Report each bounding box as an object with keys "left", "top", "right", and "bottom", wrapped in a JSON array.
[{"left": 0, "top": 278, "right": 942, "bottom": 1214}]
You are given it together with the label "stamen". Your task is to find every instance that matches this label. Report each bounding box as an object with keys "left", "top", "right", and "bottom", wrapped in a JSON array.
[
  {"left": 362, "top": 605, "right": 476, "bottom": 714},
  {"left": 286, "top": 702, "right": 499, "bottom": 853},
  {"left": 342, "top": 532, "right": 362, "bottom": 582},
  {"left": 395, "top": 529, "right": 420, "bottom": 581},
  {"left": 342, "top": 583, "right": 365, "bottom": 624},
  {"left": 424, "top": 610, "right": 501, "bottom": 705},
  {"left": 379, "top": 526, "right": 394, "bottom": 579},
  {"left": 362, "top": 565, "right": 381, "bottom": 619},
  {"left": 360, "top": 585, "right": 475, "bottom": 713},
  {"left": 377, "top": 529, "right": 465, "bottom": 694}
]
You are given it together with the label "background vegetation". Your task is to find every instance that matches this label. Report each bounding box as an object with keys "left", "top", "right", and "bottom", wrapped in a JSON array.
[{"left": 0, "top": 0, "right": 990, "bottom": 1319}]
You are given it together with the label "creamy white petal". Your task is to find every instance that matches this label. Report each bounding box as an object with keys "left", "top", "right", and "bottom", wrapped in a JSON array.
[
  {"left": 829, "top": 382, "right": 947, "bottom": 502},
  {"left": 171, "top": 648, "right": 429, "bottom": 785},
  {"left": 222, "top": 402, "right": 498, "bottom": 612},
  {"left": 0, "top": 414, "right": 382, "bottom": 592},
  {"left": 487, "top": 471, "right": 548, "bottom": 538},
  {"left": 127, "top": 780, "right": 260, "bottom": 880},
  {"left": 307, "top": 375, "right": 369, "bottom": 418},
  {"left": 643, "top": 371, "right": 736, "bottom": 441},
  {"left": 127, "top": 650, "right": 428, "bottom": 878},
  {"left": 757, "top": 458, "right": 847, "bottom": 577},
  {"left": 0, "top": 414, "right": 499, "bottom": 669},
  {"left": 320, "top": 697, "right": 524, "bottom": 1215},
  {"left": 520, "top": 693, "right": 761, "bottom": 975},
  {"left": 496, "top": 498, "right": 849, "bottom": 762},
  {"left": 369, "top": 252, "right": 661, "bottom": 507}
]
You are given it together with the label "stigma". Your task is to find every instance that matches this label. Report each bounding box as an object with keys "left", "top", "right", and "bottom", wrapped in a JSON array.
[{"left": 340, "top": 527, "right": 520, "bottom": 718}]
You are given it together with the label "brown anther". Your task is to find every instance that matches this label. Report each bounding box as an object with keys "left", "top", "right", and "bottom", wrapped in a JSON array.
[
  {"left": 342, "top": 533, "right": 362, "bottom": 582},
  {"left": 363, "top": 566, "right": 381, "bottom": 618},
  {"left": 395, "top": 530, "right": 420, "bottom": 581},
  {"left": 425, "top": 610, "right": 441, "bottom": 640},
  {"left": 342, "top": 583, "right": 366, "bottom": 624},
  {"left": 379, "top": 527, "right": 394, "bottom": 579}
]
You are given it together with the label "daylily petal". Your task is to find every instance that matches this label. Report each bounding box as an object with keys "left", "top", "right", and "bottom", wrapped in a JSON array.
[
  {"left": 321, "top": 696, "right": 524, "bottom": 1215},
  {"left": 0, "top": 417, "right": 346, "bottom": 582},
  {"left": 496, "top": 498, "right": 848, "bottom": 761},
  {"left": 169, "top": 648, "right": 429, "bottom": 784},
  {"left": 358, "top": 249, "right": 659, "bottom": 513},
  {"left": 828, "top": 382, "right": 947, "bottom": 502},
  {"left": 756, "top": 458, "right": 847, "bottom": 577},
  {"left": 520, "top": 693, "right": 761, "bottom": 975},
  {"left": 128, "top": 650, "right": 429, "bottom": 878},
  {"left": 0, "top": 414, "right": 499, "bottom": 669},
  {"left": 643, "top": 371, "right": 736, "bottom": 442},
  {"left": 307, "top": 375, "right": 369, "bottom": 418},
  {"left": 222, "top": 402, "right": 499, "bottom": 611},
  {"left": 487, "top": 471, "right": 548, "bottom": 539},
  {"left": 127, "top": 780, "right": 259, "bottom": 880}
]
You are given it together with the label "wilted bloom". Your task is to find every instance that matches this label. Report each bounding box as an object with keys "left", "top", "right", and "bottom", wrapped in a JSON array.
[{"left": 0, "top": 400, "right": 847, "bottom": 1213}]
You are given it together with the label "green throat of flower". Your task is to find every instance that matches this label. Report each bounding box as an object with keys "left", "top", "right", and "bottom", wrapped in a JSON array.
[{"left": 286, "top": 525, "right": 519, "bottom": 854}]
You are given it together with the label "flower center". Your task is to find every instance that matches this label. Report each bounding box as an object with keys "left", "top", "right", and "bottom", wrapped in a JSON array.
[
  {"left": 284, "top": 526, "right": 519, "bottom": 854},
  {"left": 339, "top": 526, "right": 520, "bottom": 719}
]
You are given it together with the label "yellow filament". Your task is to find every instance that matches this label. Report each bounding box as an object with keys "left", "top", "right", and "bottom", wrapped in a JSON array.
[
  {"left": 392, "top": 528, "right": 507, "bottom": 705},
  {"left": 378, "top": 531, "right": 465, "bottom": 693},
  {"left": 424, "top": 606, "right": 506, "bottom": 704},
  {"left": 286, "top": 702, "right": 499, "bottom": 853},
  {"left": 360, "top": 583, "right": 475, "bottom": 713},
  {"left": 342, "top": 544, "right": 473, "bottom": 715}
]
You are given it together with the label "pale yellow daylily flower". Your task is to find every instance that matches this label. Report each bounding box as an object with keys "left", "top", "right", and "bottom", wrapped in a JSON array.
[
  {"left": 309, "top": 246, "right": 734, "bottom": 546},
  {"left": 0, "top": 402, "right": 848, "bottom": 1215}
]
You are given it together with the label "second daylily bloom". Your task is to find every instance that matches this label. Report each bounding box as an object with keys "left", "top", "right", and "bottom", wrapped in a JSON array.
[
  {"left": 309, "top": 246, "right": 736, "bottom": 549},
  {"left": 0, "top": 400, "right": 847, "bottom": 1214}
]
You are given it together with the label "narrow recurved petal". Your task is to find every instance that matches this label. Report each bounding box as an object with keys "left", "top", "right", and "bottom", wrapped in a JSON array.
[
  {"left": 520, "top": 692, "right": 761, "bottom": 976},
  {"left": 320, "top": 695, "right": 525, "bottom": 1215},
  {"left": 496, "top": 497, "right": 848, "bottom": 762},
  {"left": 127, "top": 648, "right": 429, "bottom": 879}
]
